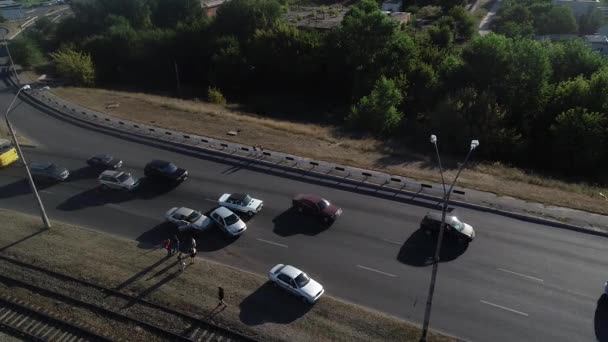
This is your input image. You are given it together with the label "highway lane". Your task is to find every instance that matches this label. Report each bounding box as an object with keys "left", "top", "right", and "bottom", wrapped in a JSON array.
[{"left": 1, "top": 88, "right": 607, "bottom": 341}]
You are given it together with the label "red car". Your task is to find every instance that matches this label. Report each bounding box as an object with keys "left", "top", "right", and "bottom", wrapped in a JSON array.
[{"left": 292, "top": 194, "right": 343, "bottom": 224}]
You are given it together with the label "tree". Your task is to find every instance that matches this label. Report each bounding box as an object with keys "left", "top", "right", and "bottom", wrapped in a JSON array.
[
  {"left": 546, "top": 38, "right": 604, "bottom": 83},
  {"left": 428, "top": 23, "right": 453, "bottom": 48},
  {"left": 347, "top": 76, "right": 404, "bottom": 134},
  {"left": 50, "top": 48, "right": 95, "bottom": 86},
  {"left": 9, "top": 37, "right": 44, "bottom": 69},
  {"left": 446, "top": 6, "right": 476, "bottom": 42},
  {"left": 550, "top": 107, "right": 608, "bottom": 176},
  {"left": 536, "top": 6, "right": 578, "bottom": 34},
  {"left": 213, "top": 0, "right": 283, "bottom": 43},
  {"left": 578, "top": 7, "right": 604, "bottom": 35},
  {"left": 151, "top": 0, "right": 203, "bottom": 28}
]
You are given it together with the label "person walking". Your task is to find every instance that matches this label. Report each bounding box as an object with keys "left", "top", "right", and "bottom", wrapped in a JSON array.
[
  {"left": 164, "top": 238, "right": 172, "bottom": 257},
  {"left": 173, "top": 234, "right": 180, "bottom": 254},
  {"left": 190, "top": 235, "right": 196, "bottom": 250},
  {"left": 218, "top": 286, "right": 227, "bottom": 307},
  {"left": 189, "top": 247, "right": 197, "bottom": 264}
]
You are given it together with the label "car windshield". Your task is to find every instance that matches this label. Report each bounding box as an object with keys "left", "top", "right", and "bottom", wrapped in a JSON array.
[
  {"left": 317, "top": 199, "right": 330, "bottom": 209},
  {"left": 101, "top": 155, "right": 113, "bottom": 163},
  {"left": 295, "top": 272, "right": 311, "bottom": 288},
  {"left": 117, "top": 173, "right": 131, "bottom": 182},
  {"left": 162, "top": 163, "right": 178, "bottom": 173},
  {"left": 224, "top": 214, "right": 240, "bottom": 225},
  {"left": 243, "top": 195, "right": 252, "bottom": 204},
  {"left": 451, "top": 218, "right": 464, "bottom": 231},
  {"left": 186, "top": 211, "right": 202, "bottom": 223}
]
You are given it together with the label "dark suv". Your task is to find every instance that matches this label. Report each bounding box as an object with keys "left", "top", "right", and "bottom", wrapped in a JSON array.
[
  {"left": 420, "top": 212, "right": 475, "bottom": 242},
  {"left": 144, "top": 160, "right": 188, "bottom": 182}
]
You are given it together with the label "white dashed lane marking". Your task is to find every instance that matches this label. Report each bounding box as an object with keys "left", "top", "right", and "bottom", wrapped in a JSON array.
[
  {"left": 497, "top": 268, "right": 544, "bottom": 282},
  {"left": 382, "top": 238, "right": 402, "bottom": 245},
  {"left": 356, "top": 265, "right": 397, "bottom": 277},
  {"left": 480, "top": 300, "right": 529, "bottom": 316},
  {"left": 256, "top": 238, "right": 288, "bottom": 248}
]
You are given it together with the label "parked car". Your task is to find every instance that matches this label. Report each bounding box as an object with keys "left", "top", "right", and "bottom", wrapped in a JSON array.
[
  {"left": 605, "top": 280, "right": 608, "bottom": 295},
  {"left": 87, "top": 154, "right": 123, "bottom": 170},
  {"left": 268, "top": 264, "right": 325, "bottom": 304},
  {"left": 144, "top": 160, "right": 188, "bottom": 182},
  {"left": 164, "top": 207, "right": 212, "bottom": 231},
  {"left": 209, "top": 206, "right": 247, "bottom": 237},
  {"left": 292, "top": 194, "right": 342, "bottom": 224},
  {"left": 30, "top": 162, "right": 69, "bottom": 182},
  {"left": 98, "top": 170, "right": 140, "bottom": 191},
  {"left": 420, "top": 212, "right": 475, "bottom": 242},
  {"left": 0, "top": 139, "right": 18, "bottom": 167},
  {"left": 218, "top": 193, "right": 263, "bottom": 217}
]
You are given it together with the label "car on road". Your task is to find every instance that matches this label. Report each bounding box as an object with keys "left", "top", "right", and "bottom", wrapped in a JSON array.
[
  {"left": 268, "top": 264, "right": 325, "bottom": 304},
  {"left": 87, "top": 154, "right": 123, "bottom": 170},
  {"left": 209, "top": 206, "right": 247, "bottom": 237},
  {"left": 292, "top": 194, "right": 342, "bottom": 224},
  {"left": 218, "top": 193, "right": 263, "bottom": 216},
  {"left": 98, "top": 170, "right": 140, "bottom": 191},
  {"left": 0, "top": 139, "right": 18, "bottom": 167},
  {"left": 165, "top": 207, "right": 212, "bottom": 231},
  {"left": 30, "top": 162, "right": 69, "bottom": 182},
  {"left": 605, "top": 280, "right": 608, "bottom": 295},
  {"left": 420, "top": 212, "right": 475, "bottom": 242},
  {"left": 144, "top": 160, "right": 188, "bottom": 182}
]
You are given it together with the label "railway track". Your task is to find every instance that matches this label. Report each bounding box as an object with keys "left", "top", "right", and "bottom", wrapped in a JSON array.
[
  {"left": 0, "top": 294, "right": 111, "bottom": 342},
  {"left": 0, "top": 255, "right": 255, "bottom": 342}
]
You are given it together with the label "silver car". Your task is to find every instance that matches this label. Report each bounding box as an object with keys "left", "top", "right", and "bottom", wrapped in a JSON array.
[
  {"left": 268, "top": 264, "right": 325, "bottom": 304},
  {"left": 209, "top": 206, "right": 247, "bottom": 237},
  {"left": 164, "top": 207, "right": 212, "bottom": 231},
  {"left": 98, "top": 170, "right": 140, "bottom": 191},
  {"left": 30, "top": 162, "right": 69, "bottom": 182}
]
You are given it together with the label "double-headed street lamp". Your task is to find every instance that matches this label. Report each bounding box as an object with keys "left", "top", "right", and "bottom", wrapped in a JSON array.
[
  {"left": 419, "top": 135, "right": 479, "bottom": 342},
  {"left": 4, "top": 84, "right": 51, "bottom": 229}
]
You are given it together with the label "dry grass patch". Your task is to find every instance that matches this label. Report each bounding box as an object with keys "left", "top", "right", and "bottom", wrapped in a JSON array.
[
  {"left": 50, "top": 87, "right": 608, "bottom": 215},
  {"left": 0, "top": 210, "right": 454, "bottom": 342}
]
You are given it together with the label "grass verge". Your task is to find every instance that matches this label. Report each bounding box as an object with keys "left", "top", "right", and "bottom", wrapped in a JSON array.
[
  {"left": 48, "top": 87, "right": 608, "bottom": 215},
  {"left": 0, "top": 210, "right": 454, "bottom": 342}
]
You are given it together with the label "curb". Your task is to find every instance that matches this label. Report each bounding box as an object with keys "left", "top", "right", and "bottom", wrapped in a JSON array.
[{"left": 8, "top": 79, "right": 608, "bottom": 238}]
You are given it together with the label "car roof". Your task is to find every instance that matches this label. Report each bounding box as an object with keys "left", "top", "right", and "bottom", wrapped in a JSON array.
[
  {"left": 280, "top": 265, "right": 303, "bottom": 279},
  {"left": 174, "top": 207, "right": 195, "bottom": 216},
  {"left": 100, "top": 170, "right": 123, "bottom": 177},
  {"left": 148, "top": 160, "right": 171, "bottom": 167},
  {"left": 31, "top": 162, "right": 53, "bottom": 169},
  {"left": 229, "top": 193, "right": 249, "bottom": 202},
  {"left": 92, "top": 153, "right": 112, "bottom": 159},
  {"left": 295, "top": 194, "right": 323, "bottom": 202},
  {"left": 214, "top": 206, "right": 235, "bottom": 218},
  {"left": 0, "top": 139, "right": 11, "bottom": 148},
  {"left": 425, "top": 212, "right": 457, "bottom": 223}
]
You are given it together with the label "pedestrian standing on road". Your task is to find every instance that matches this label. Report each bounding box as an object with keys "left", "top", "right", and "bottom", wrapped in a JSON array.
[
  {"left": 190, "top": 235, "right": 197, "bottom": 250},
  {"left": 173, "top": 234, "right": 180, "bottom": 254},
  {"left": 164, "top": 238, "right": 172, "bottom": 257},
  {"left": 218, "top": 286, "right": 227, "bottom": 307},
  {"left": 190, "top": 247, "right": 197, "bottom": 264},
  {"left": 178, "top": 253, "right": 185, "bottom": 271}
]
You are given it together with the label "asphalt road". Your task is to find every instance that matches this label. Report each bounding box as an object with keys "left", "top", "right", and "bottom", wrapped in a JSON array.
[{"left": 0, "top": 84, "right": 607, "bottom": 342}]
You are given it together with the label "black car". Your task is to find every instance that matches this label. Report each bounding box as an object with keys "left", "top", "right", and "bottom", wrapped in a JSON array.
[
  {"left": 30, "top": 162, "right": 70, "bottom": 182},
  {"left": 87, "top": 154, "right": 123, "bottom": 169},
  {"left": 144, "top": 160, "right": 188, "bottom": 182}
]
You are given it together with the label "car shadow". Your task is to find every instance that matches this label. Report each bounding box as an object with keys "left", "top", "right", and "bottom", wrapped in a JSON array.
[
  {"left": 190, "top": 227, "right": 238, "bottom": 252},
  {"left": 596, "top": 294, "right": 608, "bottom": 342},
  {"left": 239, "top": 282, "right": 312, "bottom": 325},
  {"left": 0, "top": 178, "right": 56, "bottom": 199},
  {"left": 135, "top": 177, "right": 181, "bottom": 200},
  {"left": 272, "top": 207, "right": 330, "bottom": 237},
  {"left": 56, "top": 186, "right": 134, "bottom": 211},
  {"left": 136, "top": 222, "right": 176, "bottom": 249},
  {"left": 65, "top": 166, "right": 100, "bottom": 182},
  {"left": 397, "top": 229, "right": 469, "bottom": 266}
]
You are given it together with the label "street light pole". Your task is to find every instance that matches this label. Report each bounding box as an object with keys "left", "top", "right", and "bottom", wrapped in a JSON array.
[
  {"left": 5, "top": 84, "right": 52, "bottom": 229},
  {"left": 419, "top": 137, "right": 479, "bottom": 342}
]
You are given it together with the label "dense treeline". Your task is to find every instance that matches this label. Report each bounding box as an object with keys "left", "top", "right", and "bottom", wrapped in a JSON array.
[{"left": 12, "top": 0, "right": 608, "bottom": 183}]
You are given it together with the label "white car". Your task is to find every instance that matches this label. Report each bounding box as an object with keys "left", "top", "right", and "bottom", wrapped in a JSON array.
[
  {"left": 98, "top": 170, "right": 140, "bottom": 191},
  {"left": 218, "top": 193, "right": 263, "bottom": 216},
  {"left": 268, "top": 264, "right": 325, "bottom": 304},
  {"left": 605, "top": 280, "right": 608, "bottom": 295},
  {"left": 209, "top": 207, "right": 247, "bottom": 236},
  {"left": 165, "top": 207, "right": 212, "bottom": 231}
]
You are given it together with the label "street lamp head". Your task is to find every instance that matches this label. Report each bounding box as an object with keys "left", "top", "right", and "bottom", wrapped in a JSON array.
[
  {"left": 430, "top": 134, "right": 437, "bottom": 144},
  {"left": 470, "top": 139, "right": 480, "bottom": 150},
  {"left": 21, "top": 84, "right": 31, "bottom": 91}
]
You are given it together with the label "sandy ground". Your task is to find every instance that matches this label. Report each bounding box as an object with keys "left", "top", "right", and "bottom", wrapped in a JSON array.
[{"left": 0, "top": 210, "right": 454, "bottom": 342}]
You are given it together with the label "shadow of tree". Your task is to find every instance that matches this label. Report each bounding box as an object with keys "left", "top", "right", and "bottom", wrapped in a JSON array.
[
  {"left": 397, "top": 229, "right": 469, "bottom": 267},
  {"left": 239, "top": 282, "right": 312, "bottom": 325},
  {"left": 272, "top": 207, "right": 331, "bottom": 237},
  {"left": 596, "top": 294, "right": 608, "bottom": 342}
]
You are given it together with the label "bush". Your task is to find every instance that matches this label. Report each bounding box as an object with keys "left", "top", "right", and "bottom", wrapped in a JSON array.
[
  {"left": 207, "top": 87, "right": 227, "bottom": 105},
  {"left": 9, "top": 37, "right": 44, "bottom": 69},
  {"left": 347, "top": 76, "right": 403, "bottom": 135},
  {"left": 50, "top": 48, "right": 95, "bottom": 86}
]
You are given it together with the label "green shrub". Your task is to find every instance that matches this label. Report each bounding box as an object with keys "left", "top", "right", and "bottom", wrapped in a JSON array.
[{"left": 207, "top": 87, "right": 227, "bottom": 105}]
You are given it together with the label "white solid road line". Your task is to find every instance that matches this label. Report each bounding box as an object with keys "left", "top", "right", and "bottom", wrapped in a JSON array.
[
  {"left": 356, "top": 265, "right": 397, "bottom": 277},
  {"left": 203, "top": 198, "right": 216, "bottom": 203},
  {"left": 480, "top": 300, "right": 529, "bottom": 316},
  {"left": 382, "top": 238, "right": 402, "bottom": 245},
  {"left": 39, "top": 190, "right": 54, "bottom": 195},
  {"left": 498, "top": 268, "right": 544, "bottom": 282},
  {"left": 256, "top": 238, "right": 288, "bottom": 248}
]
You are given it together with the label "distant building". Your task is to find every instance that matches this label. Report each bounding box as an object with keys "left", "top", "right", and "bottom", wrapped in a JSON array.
[
  {"left": 535, "top": 34, "right": 608, "bottom": 56},
  {"left": 200, "top": 0, "right": 228, "bottom": 17},
  {"left": 381, "top": 0, "right": 402, "bottom": 12},
  {"left": 552, "top": 0, "right": 600, "bottom": 17}
]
